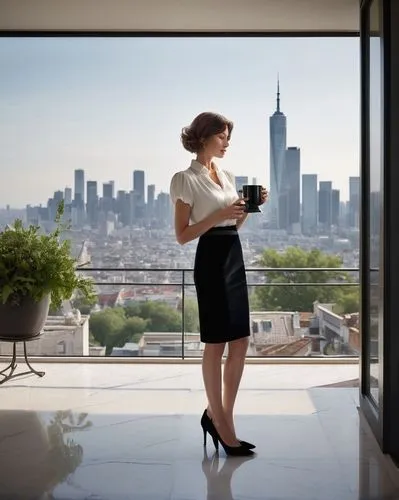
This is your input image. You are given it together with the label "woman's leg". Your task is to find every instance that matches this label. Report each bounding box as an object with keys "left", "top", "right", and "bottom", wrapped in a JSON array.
[
  {"left": 202, "top": 342, "right": 240, "bottom": 446},
  {"left": 222, "top": 337, "right": 249, "bottom": 434}
]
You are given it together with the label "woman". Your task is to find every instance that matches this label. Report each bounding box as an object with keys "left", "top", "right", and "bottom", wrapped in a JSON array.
[{"left": 170, "top": 112, "right": 268, "bottom": 456}]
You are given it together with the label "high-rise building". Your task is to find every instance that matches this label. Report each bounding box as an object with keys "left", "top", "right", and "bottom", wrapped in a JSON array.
[
  {"left": 319, "top": 181, "right": 333, "bottom": 229},
  {"left": 109, "top": 180, "right": 115, "bottom": 199},
  {"left": 103, "top": 183, "right": 113, "bottom": 200},
  {"left": 53, "top": 190, "right": 63, "bottom": 203},
  {"left": 74, "top": 169, "right": 85, "bottom": 205},
  {"left": 86, "top": 181, "right": 98, "bottom": 228},
  {"left": 72, "top": 170, "right": 85, "bottom": 227},
  {"left": 102, "top": 182, "right": 114, "bottom": 214},
  {"left": 302, "top": 174, "right": 318, "bottom": 235},
  {"left": 133, "top": 170, "right": 145, "bottom": 201},
  {"left": 116, "top": 190, "right": 133, "bottom": 226},
  {"left": 332, "top": 189, "right": 340, "bottom": 226},
  {"left": 284, "top": 147, "right": 300, "bottom": 231},
  {"left": 133, "top": 170, "right": 145, "bottom": 219},
  {"left": 349, "top": 176, "right": 360, "bottom": 228},
  {"left": 156, "top": 192, "right": 172, "bottom": 227},
  {"left": 147, "top": 184, "right": 155, "bottom": 219},
  {"left": 269, "top": 79, "right": 287, "bottom": 229},
  {"left": 64, "top": 187, "right": 72, "bottom": 205}
]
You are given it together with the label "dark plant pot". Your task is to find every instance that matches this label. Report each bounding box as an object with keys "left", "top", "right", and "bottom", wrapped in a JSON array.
[{"left": 0, "top": 295, "right": 51, "bottom": 338}]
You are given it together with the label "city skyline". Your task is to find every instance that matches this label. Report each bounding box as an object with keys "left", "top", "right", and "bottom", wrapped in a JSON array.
[{"left": 0, "top": 37, "right": 360, "bottom": 208}]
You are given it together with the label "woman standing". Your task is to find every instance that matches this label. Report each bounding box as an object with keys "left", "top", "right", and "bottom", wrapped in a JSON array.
[{"left": 170, "top": 112, "right": 267, "bottom": 456}]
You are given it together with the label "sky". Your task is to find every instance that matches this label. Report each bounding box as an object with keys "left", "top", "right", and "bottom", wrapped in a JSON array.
[{"left": 0, "top": 37, "right": 360, "bottom": 208}]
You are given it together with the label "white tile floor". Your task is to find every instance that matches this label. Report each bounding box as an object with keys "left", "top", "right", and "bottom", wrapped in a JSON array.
[{"left": 0, "top": 362, "right": 398, "bottom": 499}]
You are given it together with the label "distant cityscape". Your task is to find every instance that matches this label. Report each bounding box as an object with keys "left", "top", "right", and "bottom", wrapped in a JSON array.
[{"left": 0, "top": 82, "right": 360, "bottom": 242}]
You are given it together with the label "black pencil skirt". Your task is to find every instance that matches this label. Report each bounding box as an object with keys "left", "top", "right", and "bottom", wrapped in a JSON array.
[{"left": 194, "top": 225, "right": 250, "bottom": 344}]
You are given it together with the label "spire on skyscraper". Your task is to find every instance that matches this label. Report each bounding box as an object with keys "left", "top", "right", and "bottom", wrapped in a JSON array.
[{"left": 276, "top": 74, "right": 280, "bottom": 113}]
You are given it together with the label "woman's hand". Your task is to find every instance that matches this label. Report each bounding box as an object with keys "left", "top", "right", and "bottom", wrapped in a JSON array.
[
  {"left": 260, "top": 187, "right": 269, "bottom": 205},
  {"left": 216, "top": 199, "right": 246, "bottom": 223}
]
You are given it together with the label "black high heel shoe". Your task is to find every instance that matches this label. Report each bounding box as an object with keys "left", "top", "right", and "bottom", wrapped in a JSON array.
[
  {"left": 201, "top": 410, "right": 256, "bottom": 450},
  {"left": 204, "top": 415, "right": 254, "bottom": 457},
  {"left": 200, "top": 411, "right": 255, "bottom": 456},
  {"left": 201, "top": 410, "right": 220, "bottom": 450}
]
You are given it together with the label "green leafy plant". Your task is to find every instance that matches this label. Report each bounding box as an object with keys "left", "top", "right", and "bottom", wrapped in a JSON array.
[{"left": 0, "top": 201, "right": 95, "bottom": 308}]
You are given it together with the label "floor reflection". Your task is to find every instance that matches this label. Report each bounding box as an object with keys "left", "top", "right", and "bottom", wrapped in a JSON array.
[
  {"left": 0, "top": 400, "right": 398, "bottom": 499},
  {"left": 201, "top": 449, "right": 255, "bottom": 500},
  {"left": 0, "top": 410, "right": 90, "bottom": 499}
]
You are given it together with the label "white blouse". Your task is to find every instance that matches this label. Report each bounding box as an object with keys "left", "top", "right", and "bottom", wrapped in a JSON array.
[{"left": 170, "top": 159, "right": 239, "bottom": 227}]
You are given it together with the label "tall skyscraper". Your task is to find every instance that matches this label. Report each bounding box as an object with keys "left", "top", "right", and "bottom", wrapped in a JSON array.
[
  {"left": 332, "top": 189, "right": 340, "bottom": 226},
  {"left": 319, "top": 181, "right": 333, "bottom": 229},
  {"left": 102, "top": 182, "right": 114, "bottom": 214},
  {"left": 302, "top": 174, "right": 318, "bottom": 235},
  {"left": 74, "top": 169, "right": 85, "bottom": 204},
  {"left": 147, "top": 184, "right": 155, "bottom": 219},
  {"left": 103, "top": 182, "right": 113, "bottom": 200},
  {"left": 269, "top": 78, "right": 287, "bottom": 229},
  {"left": 53, "top": 190, "right": 64, "bottom": 203},
  {"left": 133, "top": 170, "right": 145, "bottom": 201},
  {"left": 109, "top": 180, "right": 115, "bottom": 199},
  {"left": 64, "top": 187, "right": 72, "bottom": 205},
  {"left": 349, "top": 176, "right": 360, "bottom": 228},
  {"left": 284, "top": 147, "right": 300, "bottom": 231},
  {"left": 86, "top": 181, "right": 98, "bottom": 228},
  {"left": 156, "top": 192, "right": 172, "bottom": 227},
  {"left": 133, "top": 170, "right": 145, "bottom": 220}
]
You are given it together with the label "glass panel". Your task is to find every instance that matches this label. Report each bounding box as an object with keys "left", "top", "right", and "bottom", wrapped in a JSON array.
[
  {"left": 368, "top": 0, "right": 383, "bottom": 404},
  {"left": 247, "top": 280, "right": 360, "bottom": 358},
  {"left": 7, "top": 270, "right": 183, "bottom": 357},
  {"left": 182, "top": 275, "right": 359, "bottom": 360}
]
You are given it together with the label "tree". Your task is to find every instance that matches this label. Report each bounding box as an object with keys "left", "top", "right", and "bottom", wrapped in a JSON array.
[
  {"left": 125, "top": 301, "right": 181, "bottom": 332},
  {"left": 89, "top": 308, "right": 125, "bottom": 352},
  {"left": 176, "top": 297, "right": 199, "bottom": 332},
  {"left": 253, "top": 247, "right": 358, "bottom": 313},
  {"left": 71, "top": 290, "right": 98, "bottom": 314},
  {"left": 336, "top": 287, "right": 360, "bottom": 314},
  {"left": 117, "top": 316, "right": 148, "bottom": 345},
  {"left": 89, "top": 308, "right": 148, "bottom": 354}
]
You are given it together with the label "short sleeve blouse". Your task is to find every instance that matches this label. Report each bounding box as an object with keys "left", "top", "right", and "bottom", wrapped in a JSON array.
[{"left": 170, "top": 160, "right": 239, "bottom": 227}]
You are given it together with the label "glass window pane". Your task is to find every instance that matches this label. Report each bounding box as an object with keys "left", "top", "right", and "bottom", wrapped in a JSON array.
[{"left": 368, "top": 0, "right": 383, "bottom": 405}]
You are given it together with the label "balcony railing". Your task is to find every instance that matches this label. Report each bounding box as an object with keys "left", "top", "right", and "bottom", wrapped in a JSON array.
[
  {"left": 81, "top": 267, "right": 360, "bottom": 359},
  {"left": 0, "top": 268, "right": 359, "bottom": 360}
]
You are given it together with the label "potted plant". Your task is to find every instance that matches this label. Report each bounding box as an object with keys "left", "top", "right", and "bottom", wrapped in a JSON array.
[{"left": 0, "top": 202, "right": 94, "bottom": 338}]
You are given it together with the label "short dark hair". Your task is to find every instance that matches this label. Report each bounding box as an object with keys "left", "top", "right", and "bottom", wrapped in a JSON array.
[{"left": 181, "top": 112, "right": 233, "bottom": 153}]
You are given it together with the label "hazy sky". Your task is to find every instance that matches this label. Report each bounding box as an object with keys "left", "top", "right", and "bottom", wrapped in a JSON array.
[{"left": 0, "top": 37, "right": 359, "bottom": 208}]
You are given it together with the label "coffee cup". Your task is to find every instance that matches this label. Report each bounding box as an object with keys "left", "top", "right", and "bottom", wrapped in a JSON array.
[{"left": 242, "top": 185, "right": 262, "bottom": 213}]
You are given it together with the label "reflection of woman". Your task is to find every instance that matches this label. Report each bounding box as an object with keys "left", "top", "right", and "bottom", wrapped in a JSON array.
[
  {"left": 170, "top": 112, "right": 267, "bottom": 456},
  {"left": 202, "top": 448, "right": 255, "bottom": 499}
]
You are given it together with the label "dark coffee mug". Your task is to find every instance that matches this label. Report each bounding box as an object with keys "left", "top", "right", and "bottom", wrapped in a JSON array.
[{"left": 242, "top": 185, "right": 262, "bottom": 213}]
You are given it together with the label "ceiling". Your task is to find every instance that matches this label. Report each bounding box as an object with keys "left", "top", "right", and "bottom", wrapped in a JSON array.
[{"left": 0, "top": 0, "right": 359, "bottom": 33}]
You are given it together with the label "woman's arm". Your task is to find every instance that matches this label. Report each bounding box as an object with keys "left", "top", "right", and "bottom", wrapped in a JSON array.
[
  {"left": 174, "top": 201, "right": 220, "bottom": 245},
  {"left": 174, "top": 199, "right": 245, "bottom": 245}
]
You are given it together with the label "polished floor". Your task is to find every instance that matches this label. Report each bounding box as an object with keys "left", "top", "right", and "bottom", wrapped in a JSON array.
[{"left": 0, "top": 362, "right": 398, "bottom": 500}]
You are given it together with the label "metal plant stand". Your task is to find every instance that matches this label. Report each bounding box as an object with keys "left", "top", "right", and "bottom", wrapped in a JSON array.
[{"left": 0, "top": 333, "right": 45, "bottom": 384}]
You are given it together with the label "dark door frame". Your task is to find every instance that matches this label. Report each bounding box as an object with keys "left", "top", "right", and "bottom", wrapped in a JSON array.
[
  {"left": 359, "top": 0, "right": 380, "bottom": 443},
  {"left": 360, "top": 0, "right": 399, "bottom": 464}
]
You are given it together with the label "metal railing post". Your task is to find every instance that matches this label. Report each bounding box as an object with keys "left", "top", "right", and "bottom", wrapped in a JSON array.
[{"left": 181, "top": 269, "right": 185, "bottom": 360}]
